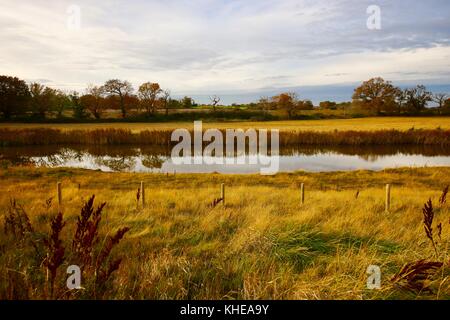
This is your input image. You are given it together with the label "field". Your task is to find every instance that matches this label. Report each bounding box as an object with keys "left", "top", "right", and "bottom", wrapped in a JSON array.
[
  {"left": 1, "top": 166, "right": 449, "bottom": 299},
  {"left": 2, "top": 117, "right": 450, "bottom": 132}
]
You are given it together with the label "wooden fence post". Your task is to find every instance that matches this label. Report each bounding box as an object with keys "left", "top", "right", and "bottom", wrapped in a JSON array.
[
  {"left": 57, "top": 182, "right": 62, "bottom": 207},
  {"left": 385, "top": 184, "right": 391, "bottom": 212},
  {"left": 300, "top": 183, "right": 305, "bottom": 205},
  {"left": 221, "top": 183, "right": 225, "bottom": 206},
  {"left": 141, "top": 181, "right": 145, "bottom": 208}
]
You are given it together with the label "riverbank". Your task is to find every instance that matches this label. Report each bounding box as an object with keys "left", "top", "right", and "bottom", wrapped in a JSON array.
[
  {"left": 1, "top": 167, "right": 449, "bottom": 299},
  {"left": 1, "top": 127, "right": 450, "bottom": 147},
  {"left": 1, "top": 117, "right": 450, "bottom": 132}
]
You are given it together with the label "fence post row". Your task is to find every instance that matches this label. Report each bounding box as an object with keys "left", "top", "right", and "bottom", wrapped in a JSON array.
[{"left": 57, "top": 181, "right": 392, "bottom": 213}]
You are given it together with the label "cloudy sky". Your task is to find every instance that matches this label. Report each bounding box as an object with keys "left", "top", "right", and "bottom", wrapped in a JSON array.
[{"left": 1, "top": 0, "right": 450, "bottom": 103}]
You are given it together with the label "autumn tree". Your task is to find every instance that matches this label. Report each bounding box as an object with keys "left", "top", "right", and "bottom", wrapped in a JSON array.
[
  {"left": 352, "top": 77, "right": 401, "bottom": 114},
  {"left": 0, "top": 75, "right": 30, "bottom": 119},
  {"left": 138, "top": 82, "right": 162, "bottom": 116},
  {"left": 443, "top": 98, "right": 450, "bottom": 114},
  {"left": 403, "top": 85, "right": 432, "bottom": 113},
  {"left": 433, "top": 93, "right": 449, "bottom": 114},
  {"left": 298, "top": 99, "right": 314, "bottom": 110},
  {"left": 319, "top": 101, "right": 337, "bottom": 110},
  {"left": 103, "top": 79, "right": 133, "bottom": 118},
  {"left": 80, "top": 85, "right": 106, "bottom": 119},
  {"left": 123, "top": 94, "right": 140, "bottom": 114},
  {"left": 273, "top": 92, "right": 298, "bottom": 119}
]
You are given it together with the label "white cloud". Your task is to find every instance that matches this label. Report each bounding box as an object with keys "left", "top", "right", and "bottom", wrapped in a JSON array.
[{"left": 0, "top": 0, "right": 449, "bottom": 95}]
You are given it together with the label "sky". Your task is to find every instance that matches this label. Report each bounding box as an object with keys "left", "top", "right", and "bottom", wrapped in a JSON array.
[{"left": 1, "top": 0, "right": 450, "bottom": 104}]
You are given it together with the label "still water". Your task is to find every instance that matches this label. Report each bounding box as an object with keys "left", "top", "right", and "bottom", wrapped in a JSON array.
[{"left": 2, "top": 145, "right": 450, "bottom": 174}]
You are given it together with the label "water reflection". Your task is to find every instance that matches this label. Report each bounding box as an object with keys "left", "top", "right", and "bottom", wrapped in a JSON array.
[{"left": 1, "top": 144, "right": 450, "bottom": 173}]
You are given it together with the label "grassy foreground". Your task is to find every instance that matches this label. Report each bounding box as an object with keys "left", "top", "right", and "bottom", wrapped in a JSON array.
[
  {"left": 2, "top": 117, "right": 450, "bottom": 132},
  {"left": 1, "top": 167, "right": 450, "bottom": 299}
]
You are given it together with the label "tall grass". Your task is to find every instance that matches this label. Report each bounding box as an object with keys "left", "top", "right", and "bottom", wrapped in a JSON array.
[
  {"left": 1, "top": 167, "right": 449, "bottom": 299},
  {"left": 1, "top": 128, "right": 450, "bottom": 147}
]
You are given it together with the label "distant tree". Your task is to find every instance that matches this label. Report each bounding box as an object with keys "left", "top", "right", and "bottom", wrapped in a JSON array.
[
  {"left": 181, "top": 96, "right": 194, "bottom": 109},
  {"left": 402, "top": 85, "right": 432, "bottom": 113},
  {"left": 29, "top": 83, "right": 57, "bottom": 118},
  {"left": 70, "top": 91, "right": 87, "bottom": 119},
  {"left": 103, "top": 95, "right": 120, "bottom": 114},
  {"left": 298, "top": 99, "right": 314, "bottom": 110},
  {"left": 443, "top": 98, "right": 450, "bottom": 114},
  {"left": 433, "top": 93, "right": 449, "bottom": 114},
  {"left": 210, "top": 95, "right": 221, "bottom": 112},
  {"left": 138, "top": 82, "right": 162, "bottom": 116},
  {"left": 0, "top": 75, "right": 30, "bottom": 119},
  {"left": 258, "top": 96, "right": 274, "bottom": 115},
  {"left": 319, "top": 101, "right": 337, "bottom": 110},
  {"left": 168, "top": 98, "right": 181, "bottom": 110},
  {"left": 103, "top": 79, "right": 133, "bottom": 118},
  {"left": 80, "top": 85, "right": 106, "bottom": 119},
  {"left": 53, "top": 90, "right": 71, "bottom": 118},
  {"left": 272, "top": 92, "right": 298, "bottom": 119},
  {"left": 123, "top": 94, "right": 140, "bottom": 114},
  {"left": 160, "top": 90, "right": 171, "bottom": 116},
  {"left": 352, "top": 77, "right": 401, "bottom": 114}
]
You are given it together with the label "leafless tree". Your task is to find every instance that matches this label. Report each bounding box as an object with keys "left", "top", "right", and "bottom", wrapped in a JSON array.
[
  {"left": 210, "top": 95, "right": 221, "bottom": 112},
  {"left": 433, "top": 93, "right": 449, "bottom": 114},
  {"left": 161, "top": 90, "right": 171, "bottom": 116}
]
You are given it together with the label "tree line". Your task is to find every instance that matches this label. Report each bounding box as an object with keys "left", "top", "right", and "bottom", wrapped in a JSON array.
[
  {"left": 255, "top": 77, "right": 449, "bottom": 119},
  {"left": 0, "top": 76, "right": 198, "bottom": 120},
  {"left": 1, "top": 75, "right": 449, "bottom": 120}
]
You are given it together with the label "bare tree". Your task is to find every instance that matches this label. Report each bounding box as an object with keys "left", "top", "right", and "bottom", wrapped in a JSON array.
[
  {"left": 161, "top": 89, "right": 171, "bottom": 116},
  {"left": 258, "top": 96, "right": 272, "bottom": 115},
  {"left": 103, "top": 79, "right": 133, "bottom": 118},
  {"left": 210, "top": 95, "right": 221, "bottom": 112},
  {"left": 433, "top": 93, "right": 449, "bottom": 114}
]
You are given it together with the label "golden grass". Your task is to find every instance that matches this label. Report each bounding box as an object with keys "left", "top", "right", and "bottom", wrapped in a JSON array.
[
  {"left": 1, "top": 117, "right": 450, "bottom": 133},
  {"left": 1, "top": 167, "right": 449, "bottom": 299}
]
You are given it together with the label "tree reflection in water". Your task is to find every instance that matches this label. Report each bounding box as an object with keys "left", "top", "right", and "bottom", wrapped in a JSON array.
[
  {"left": 93, "top": 156, "right": 136, "bottom": 172},
  {"left": 141, "top": 154, "right": 165, "bottom": 169},
  {"left": 1, "top": 144, "right": 450, "bottom": 173}
]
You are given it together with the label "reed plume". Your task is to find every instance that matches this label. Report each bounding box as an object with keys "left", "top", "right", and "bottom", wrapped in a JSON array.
[
  {"left": 43, "top": 212, "right": 65, "bottom": 298},
  {"left": 72, "top": 195, "right": 105, "bottom": 269},
  {"left": 391, "top": 260, "right": 443, "bottom": 293},
  {"left": 422, "top": 199, "right": 438, "bottom": 258}
]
